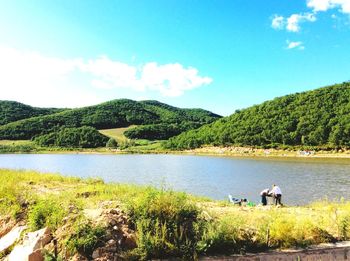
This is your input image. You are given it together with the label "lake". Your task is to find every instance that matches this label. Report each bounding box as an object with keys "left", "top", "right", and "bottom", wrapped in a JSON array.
[{"left": 0, "top": 154, "right": 350, "bottom": 205}]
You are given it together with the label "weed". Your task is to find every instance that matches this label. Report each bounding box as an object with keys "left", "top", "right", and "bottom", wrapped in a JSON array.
[{"left": 65, "top": 222, "right": 106, "bottom": 258}]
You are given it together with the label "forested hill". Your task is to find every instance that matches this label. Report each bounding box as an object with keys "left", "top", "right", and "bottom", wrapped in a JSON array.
[
  {"left": 0, "top": 99, "right": 221, "bottom": 140},
  {"left": 165, "top": 82, "right": 350, "bottom": 149},
  {"left": 0, "top": 101, "right": 66, "bottom": 126}
]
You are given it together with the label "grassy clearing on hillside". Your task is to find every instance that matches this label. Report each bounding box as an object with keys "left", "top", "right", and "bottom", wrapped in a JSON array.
[
  {"left": 0, "top": 140, "right": 33, "bottom": 146},
  {"left": 98, "top": 126, "right": 136, "bottom": 143},
  {"left": 1, "top": 168, "right": 350, "bottom": 259},
  {"left": 99, "top": 126, "right": 164, "bottom": 151}
]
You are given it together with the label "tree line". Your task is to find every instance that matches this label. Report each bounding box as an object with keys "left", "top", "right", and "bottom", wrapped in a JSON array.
[
  {"left": 0, "top": 99, "right": 221, "bottom": 141},
  {"left": 164, "top": 82, "right": 350, "bottom": 149}
]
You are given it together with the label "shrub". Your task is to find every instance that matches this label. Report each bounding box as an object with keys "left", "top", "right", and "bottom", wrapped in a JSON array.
[
  {"left": 28, "top": 198, "right": 68, "bottom": 231},
  {"left": 65, "top": 223, "right": 105, "bottom": 258},
  {"left": 197, "top": 217, "right": 239, "bottom": 255},
  {"left": 106, "top": 138, "right": 118, "bottom": 148},
  {"left": 338, "top": 215, "right": 350, "bottom": 240},
  {"left": 126, "top": 189, "right": 203, "bottom": 260}
]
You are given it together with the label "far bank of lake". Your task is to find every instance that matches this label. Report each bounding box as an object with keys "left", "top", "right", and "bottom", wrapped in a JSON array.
[{"left": 1, "top": 153, "right": 350, "bottom": 205}]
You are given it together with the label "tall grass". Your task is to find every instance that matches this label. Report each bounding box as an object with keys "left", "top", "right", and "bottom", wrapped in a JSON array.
[{"left": 126, "top": 188, "right": 203, "bottom": 260}]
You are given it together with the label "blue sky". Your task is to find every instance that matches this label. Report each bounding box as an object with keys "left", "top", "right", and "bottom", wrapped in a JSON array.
[{"left": 0, "top": 0, "right": 349, "bottom": 115}]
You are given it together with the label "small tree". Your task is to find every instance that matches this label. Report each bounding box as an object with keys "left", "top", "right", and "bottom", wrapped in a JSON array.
[{"left": 106, "top": 138, "right": 118, "bottom": 148}]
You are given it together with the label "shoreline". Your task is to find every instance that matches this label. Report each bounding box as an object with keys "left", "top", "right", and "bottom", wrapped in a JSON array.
[{"left": 2, "top": 145, "right": 350, "bottom": 160}]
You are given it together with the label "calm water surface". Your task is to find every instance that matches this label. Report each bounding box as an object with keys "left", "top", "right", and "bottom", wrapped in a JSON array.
[{"left": 1, "top": 154, "right": 350, "bottom": 205}]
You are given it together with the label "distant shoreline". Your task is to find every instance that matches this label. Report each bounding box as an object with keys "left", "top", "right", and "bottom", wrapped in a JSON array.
[
  {"left": 2, "top": 145, "right": 350, "bottom": 160},
  {"left": 183, "top": 146, "right": 350, "bottom": 159}
]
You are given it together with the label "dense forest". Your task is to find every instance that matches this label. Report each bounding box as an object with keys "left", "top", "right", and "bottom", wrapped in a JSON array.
[
  {"left": 165, "top": 82, "right": 350, "bottom": 149},
  {"left": 0, "top": 99, "right": 221, "bottom": 140},
  {"left": 0, "top": 101, "right": 66, "bottom": 126},
  {"left": 34, "top": 126, "right": 109, "bottom": 148}
]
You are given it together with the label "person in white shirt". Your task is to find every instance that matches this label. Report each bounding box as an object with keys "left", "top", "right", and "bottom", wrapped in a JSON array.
[
  {"left": 270, "top": 184, "right": 282, "bottom": 205},
  {"left": 260, "top": 188, "right": 270, "bottom": 206}
]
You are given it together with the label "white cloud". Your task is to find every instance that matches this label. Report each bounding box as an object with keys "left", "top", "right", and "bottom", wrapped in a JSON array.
[
  {"left": 141, "top": 62, "right": 212, "bottom": 97},
  {"left": 271, "top": 0, "right": 350, "bottom": 35},
  {"left": 286, "top": 40, "right": 305, "bottom": 50},
  {"left": 271, "top": 15, "right": 285, "bottom": 30},
  {"left": 286, "top": 13, "right": 317, "bottom": 32},
  {"left": 271, "top": 13, "right": 316, "bottom": 32},
  {"left": 0, "top": 46, "right": 212, "bottom": 107},
  {"left": 307, "top": 0, "right": 350, "bottom": 14}
]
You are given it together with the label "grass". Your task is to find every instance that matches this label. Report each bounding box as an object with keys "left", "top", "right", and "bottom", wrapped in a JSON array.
[
  {"left": 1, "top": 168, "right": 350, "bottom": 259},
  {"left": 0, "top": 140, "right": 34, "bottom": 146},
  {"left": 98, "top": 126, "right": 136, "bottom": 143},
  {"left": 99, "top": 126, "right": 164, "bottom": 151}
]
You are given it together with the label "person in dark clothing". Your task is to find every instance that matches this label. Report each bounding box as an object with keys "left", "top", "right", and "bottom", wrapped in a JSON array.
[{"left": 260, "top": 188, "right": 270, "bottom": 206}]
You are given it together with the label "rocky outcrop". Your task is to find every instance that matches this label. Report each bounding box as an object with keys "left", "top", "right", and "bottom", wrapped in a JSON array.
[
  {"left": 0, "top": 225, "right": 26, "bottom": 253},
  {"left": 0, "top": 217, "right": 16, "bottom": 239},
  {"left": 7, "top": 227, "right": 52, "bottom": 261},
  {"left": 82, "top": 207, "right": 136, "bottom": 260}
]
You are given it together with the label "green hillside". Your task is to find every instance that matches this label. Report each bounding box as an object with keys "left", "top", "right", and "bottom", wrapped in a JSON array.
[
  {"left": 165, "top": 82, "right": 350, "bottom": 149},
  {"left": 0, "top": 99, "right": 221, "bottom": 140},
  {"left": 0, "top": 100, "right": 66, "bottom": 125}
]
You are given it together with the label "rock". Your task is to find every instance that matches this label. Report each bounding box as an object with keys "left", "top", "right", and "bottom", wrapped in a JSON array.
[
  {"left": 0, "top": 225, "right": 27, "bottom": 253},
  {"left": 123, "top": 234, "right": 136, "bottom": 249},
  {"left": 7, "top": 227, "right": 52, "bottom": 261},
  {"left": 109, "top": 219, "right": 117, "bottom": 226},
  {"left": 70, "top": 254, "right": 89, "bottom": 261},
  {"left": 107, "top": 239, "right": 116, "bottom": 246},
  {"left": 0, "top": 217, "right": 15, "bottom": 238},
  {"left": 92, "top": 248, "right": 101, "bottom": 259},
  {"left": 28, "top": 249, "right": 43, "bottom": 261},
  {"left": 109, "top": 209, "right": 120, "bottom": 215}
]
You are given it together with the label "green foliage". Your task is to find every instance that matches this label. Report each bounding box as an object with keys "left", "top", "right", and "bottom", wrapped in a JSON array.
[
  {"left": 106, "top": 137, "right": 118, "bottom": 148},
  {"left": 0, "top": 99, "right": 221, "bottom": 140},
  {"left": 28, "top": 197, "right": 69, "bottom": 231},
  {"left": 338, "top": 215, "right": 350, "bottom": 240},
  {"left": 43, "top": 251, "right": 63, "bottom": 261},
  {"left": 165, "top": 82, "right": 350, "bottom": 149},
  {"left": 127, "top": 188, "right": 203, "bottom": 260},
  {"left": 118, "top": 139, "right": 136, "bottom": 149},
  {"left": 0, "top": 100, "right": 65, "bottom": 126},
  {"left": 197, "top": 217, "right": 240, "bottom": 255},
  {"left": 0, "top": 143, "right": 37, "bottom": 153},
  {"left": 65, "top": 223, "right": 105, "bottom": 258},
  {"left": 34, "top": 126, "right": 109, "bottom": 148},
  {"left": 198, "top": 215, "right": 268, "bottom": 255}
]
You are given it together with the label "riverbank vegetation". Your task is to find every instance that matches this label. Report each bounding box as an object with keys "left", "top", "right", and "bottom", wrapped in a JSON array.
[
  {"left": 1, "top": 169, "right": 350, "bottom": 260},
  {"left": 165, "top": 82, "right": 350, "bottom": 150}
]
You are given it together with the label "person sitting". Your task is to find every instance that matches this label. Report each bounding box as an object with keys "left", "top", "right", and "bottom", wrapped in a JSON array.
[
  {"left": 270, "top": 184, "right": 282, "bottom": 205},
  {"left": 260, "top": 188, "right": 270, "bottom": 206}
]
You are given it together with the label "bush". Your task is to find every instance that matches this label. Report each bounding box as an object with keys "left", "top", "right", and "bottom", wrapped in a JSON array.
[
  {"left": 198, "top": 215, "right": 267, "bottom": 255},
  {"left": 126, "top": 189, "right": 203, "bottom": 260},
  {"left": 28, "top": 198, "right": 68, "bottom": 231},
  {"left": 34, "top": 126, "right": 109, "bottom": 148},
  {"left": 106, "top": 138, "right": 118, "bottom": 148},
  {"left": 66, "top": 223, "right": 106, "bottom": 258}
]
